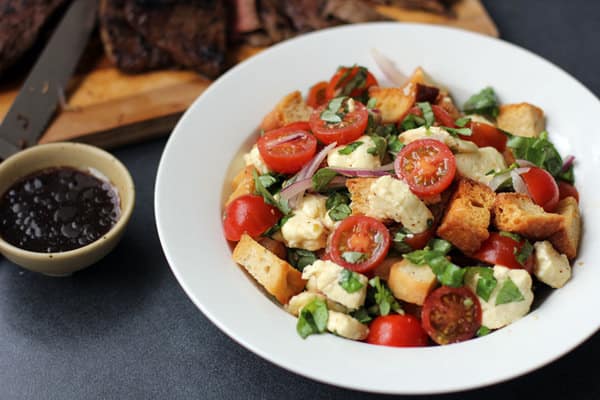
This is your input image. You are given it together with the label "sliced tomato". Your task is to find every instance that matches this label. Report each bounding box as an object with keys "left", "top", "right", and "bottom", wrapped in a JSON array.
[
  {"left": 257, "top": 123, "right": 317, "bottom": 174},
  {"left": 309, "top": 99, "right": 369, "bottom": 145},
  {"left": 421, "top": 286, "right": 482, "bottom": 345},
  {"left": 306, "top": 81, "right": 328, "bottom": 108},
  {"left": 325, "top": 66, "right": 378, "bottom": 100},
  {"left": 366, "top": 315, "right": 429, "bottom": 347},
  {"left": 395, "top": 139, "right": 456, "bottom": 197},
  {"left": 329, "top": 215, "right": 391, "bottom": 274},
  {"left": 406, "top": 105, "right": 456, "bottom": 128},
  {"left": 462, "top": 122, "right": 507, "bottom": 152},
  {"left": 472, "top": 232, "right": 534, "bottom": 272},
  {"left": 557, "top": 180, "right": 579, "bottom": 202},
  {"left": 223, "top": 194, "right": 282, "bottom": 242},
  {"left": 520, "top": 167, "right": 559, "bottom": 212}
]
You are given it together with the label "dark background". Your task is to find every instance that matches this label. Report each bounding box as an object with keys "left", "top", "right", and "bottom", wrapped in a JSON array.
[{"left": 1, "top": 1, "right": 599, "bottom": 399}]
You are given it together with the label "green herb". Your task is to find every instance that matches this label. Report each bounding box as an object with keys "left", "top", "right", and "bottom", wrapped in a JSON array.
[
  {"left": 443, "top": 126, "right": 472, "bottom": 137},
  {"left": 392, "top": 229, "right": 413, "bottom": 253},
  {"left": 263, "top": 213, "right": 293, "bottom": 237},
  {"left": 404, "top": 243, "right": 466, "bottom": 287},
  {"left": 507, "top": 131, "right": 572, "bottom": 182},
  {"left": 400, "top": 113, "right": 426, "bottom": 131},
  {"left": 339, "top": 269, "right": 365, "bottom": 293},
  {"left": 387, "top": 135, "right": 405, "bottom": 156},
  {"left": 477, "top": 326, "right": 491, "bottom": 337},
  {"left": 257, "top": 174, "right": 278, "bottom": 190},
  {"left": 428, "top": 238, "right": 452, "bottom": 255},
  {"left": 350, "top": 307, "right": 372, "bottom": 324},
  {"left": 296, "top": 298, "right": 329, "bottom": 339},
  {"left": 514, "top": 239, "right": 533, "bottom": 266},
  {"left": 368, "top": 277, "right": 401, "bottom": 316},
  {"left": 252, "top": 169, "right": 290, "bottom": 214},
  {"left": 499, "top": 231, "right": 522, "bottom": 242},
  {"left": 328, "top": 204, "right": 352, "bottom": 221},
  {"left": 342, "top": 251, "right": 367, "bottom": 264},
  {"left": 455, "top": 116, "right": 471, "bottom": 127},
  {"left": 367, "top": 135, "right": 387, "bottom": 160},
  {"left": 320, "top": 97, "right": 347, "bottom": 124},
  {"left": 495, "top": 278, "right": 525, "bottom": 305},
  {"left": 465, "top": 267, "right": 497, "bottom": 302},
  {"left": 463, "top": 87, "right": 499, "bottom": 119},
  {"left": 366, "top": 98, "right": 377, "bottom": 109},
  {"left": 287, "top": 248, "right": 317, "bottom": 272},
  {"left": 326, "top": 191, "right": 350, "bottom": 210},
  {"left": 338, "top": 141, "right": 363, "bottom": 155},
  {"left": 340, "top": 67, "right": 368, "bottom": 97},
  {"left": 312, "top": 168, "right": 337, "bottom": 192},
  {"left": 486, "top": 163, "right": 518, "bottom": 177},
  {"left": 417, "top": 102, "right": 434, "bottom": 128}
]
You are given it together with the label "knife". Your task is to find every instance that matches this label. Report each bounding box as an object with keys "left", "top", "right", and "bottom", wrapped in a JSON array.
[{"left": 0, "top": 0, "right": 98, "bottom": 160}]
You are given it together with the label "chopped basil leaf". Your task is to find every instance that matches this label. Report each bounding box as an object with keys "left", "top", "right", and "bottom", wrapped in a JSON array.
[
  {"left": 499, "top": 231, "right": 522, "bottom": 242},
  {"left": 495, "top": 278, "right": 525, "bottom": 305},
  {"left": 339, "top": 269, "right": 365, "bottom": 293},
  {"left": 338, "top": 141, "right": 363, "bottom": 155},
  {"left": 326, "top": 191, "right": 350, "bottom": 210},
  {"left": 514, "top": 239, "right": 533, "bottom": 266},
  {"left": 393, "top": 229, "right": 413, "bottom": 253},
  {"left": 252, "top": 169, "right": 291, "bottom": 214},
  {"left": 263, "top": 213, "right": 293, "bottom": 237},
  {"left": 350, "top": 307, "right": 372, "bottom": 324},
  {"left": 477, "top": 326, "right": 491, "bottom": 337},
  {"left": 312, "top": 168, "right": 337, "bottom": 192},
  {"left": 320, "top": 97, "right": 347, "bottom": 124},
  {"left": 455, "top": 116, "right": 471, "bottom": 128},
  {"left": 328, "top": 96, "right": 345, "bottom": 112},
  {"left": 341, "top": 251, "right": 367, "bottom": 264},
  {"left": 257, "top": 174, "right": 278, "bottom": 190},
  {"left": 368, "top": 277, "right": 402, "bottom": 316},
  {"left": 320, "top": 109, "right": 342, "bottom": 124},
  {"left": 296, "top": 298, "right": 329, "bottom": 339},
  {"left": 443, "top": 126, "right": 472, "bottom": 137},
  {"left": 400, "top": 113, "right": 426, "bottom": 131},
  {"left": 428, "top": 238, "right": 452, "bottom": 255},
  {"left": 328, "top": 204, "right": 352, "bottom": 221},
  {"left": 367, "top": 135, "right": 387, "bottom": 160},
  {"left": 487, "top": 163, "right": 518, "bottom": 177},
  {"left": 287, "top": 248, "right": 317, "bottom": 272},
  {"left": 507, "top": 131, "right": 568, "bottom": 180},
  {"left": 404, "top": 245, "right": 465, "bottom": 287},
  {"left": 366, "top": 97, "right": 377, "bottom": 109},
  {"left": 463, "top": 87, "right": 499, "bottom": 119},
  {"left": 465, "top": 267, "right": 497, "bottom": 302},
  {"left": 387, "top": 135, "right": 405, "bottom": 156},
  {"left": 417, "top": 102, "right": 434, "bottom": 128},
  {"left": 340, "top": 67, "right": 368, "bottom": 97}
]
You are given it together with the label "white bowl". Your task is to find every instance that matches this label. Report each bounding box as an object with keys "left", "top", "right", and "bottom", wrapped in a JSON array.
[{"left": 155, "top": 23, "right": 600, "bottom": 394}]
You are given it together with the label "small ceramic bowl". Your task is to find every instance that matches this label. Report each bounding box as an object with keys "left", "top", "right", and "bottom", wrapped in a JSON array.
[{"left": 0, "top": 142, "right": 135, "bottom": 276}]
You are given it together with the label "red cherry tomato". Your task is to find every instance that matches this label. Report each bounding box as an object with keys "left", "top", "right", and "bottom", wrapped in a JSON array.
[
  {"left": 520, "top": 167, "right": 559, "bottom": 212},
  {"left": 366, "top": 315, "right": 429, "bottom": 347},
  {"left": 406, "top": 105, "right": 456, "bottom": 128},
  {"left": 306, "top": 81, "right": 329, "bottom": 108},
  {"left": 421, "top": 286, "right": 482, "bottom": 345},
  {"left": 329, "top": 215, "right": 391, "bottom": 274},
  {"left": 325, "top": 66, "right": 378, "bottom": 100},
  {"left": 462, "top": 122, "right": 507, "bottom": 152},
  {"left": 471, "top": 232, "right": 534, "bottom": 272},
  {"left": 309, "top": 100, "right": 369, "bottom": 145},
  {"left": 557, "top": 180, "right": 579, "bottom": 202},
  {"left": 395, "top": 139, "right": 456, "bottom": 197},
  {"left": 257, "top": 123, "right": 317, "bottom": 174},
  {"left": 223, "top": 195, "right": 282, "bottom": 242}
]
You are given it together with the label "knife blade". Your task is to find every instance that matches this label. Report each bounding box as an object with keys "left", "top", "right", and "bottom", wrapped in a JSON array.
[{"left": 0, "top": 0, "right": 98, "bottom": 160}]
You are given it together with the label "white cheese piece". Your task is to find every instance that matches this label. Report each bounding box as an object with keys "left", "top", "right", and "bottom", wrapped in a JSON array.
[
  {"left": 455, "top": 146, "right": 507, "bottom": 185},
  {"left": 302, "top": 260, "right": 368, "bottom": 310},
  {"left": 286, "top": 291, "right": 348, "bottom": 316},
  {"left": 465, "top": 114, "right": 496, "bottom": 126},
  {"left": 243, "top": 144, "right": 270, "bottom": 174},
  {"left": 364, "top": 175, "right": 433, "bottom": 233},
  {"left": 465, "top": 265, "right": 534, "bottom": 329},
  {"left": 534, "top": 241, "right": 572, "bottom": 288},
  {"left": 326, "top": 311, "right": 369, "bottom": 340},
  {"left": 280, "top": 194, "right": 334, "bottom": 251},
  {"left": 399, "top": 126, "right": 478, "bottom": 153},
  {"left": 327, "top": 135, "right": 381, "bottom": 169}
]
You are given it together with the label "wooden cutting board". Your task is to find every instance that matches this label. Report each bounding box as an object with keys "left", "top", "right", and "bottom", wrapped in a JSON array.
[{"left": 0, "top": 0, "right": 498, "bottom": 149}]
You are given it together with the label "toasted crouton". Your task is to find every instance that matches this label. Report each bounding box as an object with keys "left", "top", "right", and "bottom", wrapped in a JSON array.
[
  {"left": 226, "top": 166, "right": 256, "bottom": 205},
  {"left": 368, "top": 86, "right": 414, "bottom": 123},
  {"left": 388, "top": 259, "right": 438, "bottom": 305},
  {"left": 232, "top": 233, "right": 305, "bottom": 304},
  {"left": 436, "top": 179, "right": 496, "bottom": 254},
  {"left": 493, "top": 193, "right": 563, "bottom": 239},
  {"left": 497, "top": 103, "right": 545, "bottom": 137},
  {"left": 346, "top": 177, "right": 376, "bottom": 217},
  {"left": 260, "top": 91, "right": 312, "bottom": 131},
  {"left": 549, "top": 197, "right": 581, "bottom": 259}
]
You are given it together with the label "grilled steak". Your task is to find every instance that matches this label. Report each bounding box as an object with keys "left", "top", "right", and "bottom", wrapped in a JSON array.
[
  {"left": 0, "top": 0, "right": 68, "bottom": 75},
  {"left": 98, "top": 0, "right": 173, "bottom": 73}
]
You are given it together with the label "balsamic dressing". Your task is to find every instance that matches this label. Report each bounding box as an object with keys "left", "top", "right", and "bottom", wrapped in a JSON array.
[{"left": 0, "top": 167, "right": 121, "bottom": 253}]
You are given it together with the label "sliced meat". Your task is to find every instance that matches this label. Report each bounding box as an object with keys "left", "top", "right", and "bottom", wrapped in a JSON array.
[
  {"left": 234, "top": 0, "right": 261, "bottom": 33},
  {"left": 98, "top": 0, "right": 173, "bottom": 73},
  {"left": 324, "top": 0, "right": 388, "bottom": 23},
  {"left": 0, "top": 0, "right": 68, "bottom": 75},
  {"left": 256, "top": 0, "right": 295, "bottom": 44},
  {"left": 282, "top": 0, "right": 332, "bottom": 32},
  {"left": 124, "top": 0, "right": 227, "bottom": 79}
]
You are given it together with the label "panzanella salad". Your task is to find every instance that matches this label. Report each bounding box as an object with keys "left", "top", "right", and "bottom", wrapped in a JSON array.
[{"left": 223, "top": 63, "right": 581, "bottom": 347}]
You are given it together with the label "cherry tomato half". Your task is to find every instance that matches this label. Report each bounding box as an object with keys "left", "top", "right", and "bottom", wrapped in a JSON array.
[
  {"left": 306, "top": 81, "right": 329, "bottom": 108},
  {"left": 421, "top": 286, "right": 482, "bottom": 345},
  {"left": 329, "top": 215, "right": 391, "bottom": 274},
  {"left": 520, "top": 167, "right": 560, "bottom": 212},
  {"left": 407, "top": 105, "right": 456, "bottom": 128},
  {"left": 471, "top": 232, "right": 534, "bottom": 272},
  {"left": 309, "top": 100, "right": 369, "bottom": 145},
  {"left": 223, "top": 194, "right": 282, "bottom": 242},
  {"left": 557, "top": 180, "right": 579, "bottom": 202},
  {"left": 462, "top": 122, "right": 507, "bottom": 152},
  {"left": 325, "top": 66, "right": 378, "bottom": 100},
  {"left": 395, "top": 139, "right": 456, "bottom": 197},
  {"left": 367, "top": 315, "right": 429, "bottom": 347},
  {"left": 257, "top": 123, "right": 317, "bottom": 174}
]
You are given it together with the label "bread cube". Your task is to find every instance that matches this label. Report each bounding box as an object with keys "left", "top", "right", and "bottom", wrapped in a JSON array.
[{"left": 497, "top": 102, "right": 545, "bottom": 137}]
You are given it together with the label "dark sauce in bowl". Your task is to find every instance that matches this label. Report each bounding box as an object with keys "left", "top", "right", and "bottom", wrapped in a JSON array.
[{"left": 0, "top": 167, "right": 121, "bottom": 253}]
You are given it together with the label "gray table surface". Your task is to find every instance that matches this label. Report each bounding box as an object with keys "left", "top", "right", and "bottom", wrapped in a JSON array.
[{"left": 1, "top": 1, "right": 599, "bottom": 399}]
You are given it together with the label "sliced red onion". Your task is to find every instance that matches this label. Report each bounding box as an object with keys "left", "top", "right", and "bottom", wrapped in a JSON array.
[
  {"left": 264, "top": 132, "right": 306, "bottom": 148},
  {"left": 323, "top": 176, "right": 348, "bottom": 190},
  {"left": 488, "top": 171, "right": 512, "bottom": 191},
  {"left": 331, "top": 163, "right": 394, "bottom": 178},
  {"left": 515, "top": 159, "right": 536, "bottom": 168},
  {"left": 511, "top": 169, "right": 530, "bottom": 195},
  {"left": 295, "top": 142, "right": 337, "bottom": 181},
  {"left": 279, "top": 178, "right": 313, "bottom": 204},
  {"left": 370, "top": 48, "right": 407, "bottom": 86},
  {"left": 561, "top": 155, "right": 575, "bottom": 172}
]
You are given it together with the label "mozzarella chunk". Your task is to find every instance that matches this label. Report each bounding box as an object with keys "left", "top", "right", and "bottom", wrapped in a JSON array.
[
  {"left": 366, "top": 175, "right": 433, "bottom": 233},
  {"left": 280, "top": 194, "right": 334, "bottom": 250},
  {"left": 302, "top": 260, "right": 368, "bottom": 310},
  {"left": 243, "top": 144, "right": 270, "bottom": 174},
  {"left": 399, "top": 126, "right": 478, "bottom": 153},
  {"left": 327, "top": 135, "right": 381, "bottom": 169},
  {"left": 286, "top": 292, "right": 326, "bottom": 316},
  {"left": 455, "top": 146, "right": 506, "bottom": 185},
  {"left": 326, "top": 311, "right": 369, "bottom": 340},
  {"left": 465, "top": 114, "right": 496, "bottom": 126},
  {"left": 465, "top": 265, "right": 534, "bottom": 329},
  {"left": 533, "top": 241, "right": 571, "bottom": 288}
]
